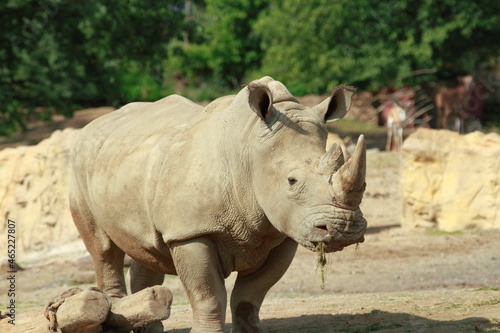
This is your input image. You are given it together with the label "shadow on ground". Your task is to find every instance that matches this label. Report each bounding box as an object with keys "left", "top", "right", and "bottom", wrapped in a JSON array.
[{"left": 167, "top": 311, "right": 499, "bottom": 333}]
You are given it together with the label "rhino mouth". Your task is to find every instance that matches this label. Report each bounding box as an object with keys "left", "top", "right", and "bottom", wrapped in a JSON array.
[
  {"left": 308, "top": 230, "right": 365, "bottom": 253},
  {"left": 305, "top": 210, "right": 367, "bottom": 253}
]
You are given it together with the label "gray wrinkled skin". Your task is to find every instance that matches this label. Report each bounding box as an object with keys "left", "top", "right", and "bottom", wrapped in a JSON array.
[{"left": 69, "top": 76, "right": 367, "bottom": 332}]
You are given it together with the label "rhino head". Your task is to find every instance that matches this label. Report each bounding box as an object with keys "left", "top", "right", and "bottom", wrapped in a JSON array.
[{"left": 245, "top": 77, "right": 367, "bottom": 253}]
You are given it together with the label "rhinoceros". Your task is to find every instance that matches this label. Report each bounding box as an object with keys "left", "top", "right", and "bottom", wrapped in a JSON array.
[{"left": 69, "top": 76, "right": 367, "bottom": 332}]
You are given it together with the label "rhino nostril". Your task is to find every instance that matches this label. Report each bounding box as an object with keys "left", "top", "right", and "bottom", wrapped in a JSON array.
[{"left": 316, "top": 224, "right": 336, "bottom": 234}]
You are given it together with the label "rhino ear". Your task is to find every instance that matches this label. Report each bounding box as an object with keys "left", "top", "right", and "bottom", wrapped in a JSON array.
[
  {"left": 314, "top": 86, "right": 356, "bottom": 123},
  {"left": 248, "top": 83, "right": 274, "bottom": 122}
]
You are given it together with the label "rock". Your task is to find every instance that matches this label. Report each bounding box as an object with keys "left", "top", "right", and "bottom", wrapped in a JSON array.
[
  {"left": 7, "top": 286, "right": 172, "bottom": 332},
  {"left": 55, "top": 289, "right": 110, "bottom": 333},
  {"left": 0, "top": 129, "right": 81, "bottom": 259},
  {"left": 402, "top": 128, "right": 500, "bottom": 231},
  {"left": 105, "top": 285, "right": 172, "bottom": 332}
]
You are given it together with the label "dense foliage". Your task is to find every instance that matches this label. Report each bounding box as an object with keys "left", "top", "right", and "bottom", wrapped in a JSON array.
[
  {"left": 256, "top": 0, "right": 500, "bottom": 94},
  {"left": 0, "top": 0, "right": 185, "bottom": 135},
  {"left": 1, "top": 0, "right": 499, "bottom": 135}
]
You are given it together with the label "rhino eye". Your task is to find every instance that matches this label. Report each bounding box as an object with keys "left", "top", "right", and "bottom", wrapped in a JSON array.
[{"left": 288, "top": 177, "right": 298, "bottom": 186}]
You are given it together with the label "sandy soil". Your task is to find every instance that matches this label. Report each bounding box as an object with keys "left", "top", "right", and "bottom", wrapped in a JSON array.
[{"left": 0, "top": 109, "right": 499, "bottom": 332}]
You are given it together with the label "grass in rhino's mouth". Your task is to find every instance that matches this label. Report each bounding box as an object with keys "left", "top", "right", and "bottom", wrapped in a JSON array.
[
  {"left": 316, "top": 241, "right": 361, "bottom": 289},
  {"left": 316, "top": 242, "right": 327, "bottom": 289}
]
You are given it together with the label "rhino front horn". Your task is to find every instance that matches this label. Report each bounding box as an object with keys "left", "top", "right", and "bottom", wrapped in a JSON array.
[
  {"left": 330, "top": 135, "right": 366, "bottom": 207},
  {"left": 340, "top": 135, "right": 366, "bottom": 191}
]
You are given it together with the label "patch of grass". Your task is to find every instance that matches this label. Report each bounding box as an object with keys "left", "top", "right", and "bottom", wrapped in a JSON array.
[
  {"left": 328, "top": 118, "right": 384, "bottom": 135},
  {"left": 426, "top": 228, "right": 464, "bottom": 236},
  {"left": 473, "top": 298, "right": 500, "bottom": 307},
  {"left": 442, "top": 303, "right": 462, "bottom": 310},
  {"left": 321, "top": 303, "right": 338, "bottom": 308},
  {"left": 474, "top": 286, "right": 500, "bottom": 292}
]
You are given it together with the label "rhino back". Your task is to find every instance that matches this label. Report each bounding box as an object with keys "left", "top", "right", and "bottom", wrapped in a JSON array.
[
  {"left": 81, "top": 94, "right": 202, "bottom": 143},
  {"left": 71, "top": 94, "right": 253, "bottom": 256},
  {"left": 72, "top": 95, "right": 209, "bottom": 232}
]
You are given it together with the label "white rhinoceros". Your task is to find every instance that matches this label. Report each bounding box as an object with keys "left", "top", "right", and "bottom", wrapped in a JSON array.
[{"left": 69, "top": 76, "right": 367, "bottom": 332}]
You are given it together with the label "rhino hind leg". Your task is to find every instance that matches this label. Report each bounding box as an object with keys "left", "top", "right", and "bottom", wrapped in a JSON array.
[
  {"left": 92, "top": 239, "right": 127, "bottom": 295},
  {"left": 70, "top": 192, "right": 127, "bottom": 295},
  {"left": 82, "top": 226, "right": 127, "bottom": 295}
]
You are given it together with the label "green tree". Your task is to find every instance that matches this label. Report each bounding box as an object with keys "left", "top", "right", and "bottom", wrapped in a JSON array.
[
  {"left": 168, "top": 0, "right": 267, "bottom": 90},
  {"left": 0, "top": 0, "right": 185, "bottom": 136},
  {"left": 204, "top": 0, "right": 267, "bottom": 87},
  {"left": 255, "top": 0, "right": 500, "bottom": 94}
]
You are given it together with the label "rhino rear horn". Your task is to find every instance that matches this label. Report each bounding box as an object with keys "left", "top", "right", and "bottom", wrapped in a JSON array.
[{"left": 317, "top": 143, "right": 344, "bottom": 174}]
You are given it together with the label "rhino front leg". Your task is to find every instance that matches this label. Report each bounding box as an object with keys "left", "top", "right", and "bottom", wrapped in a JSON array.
[
  {"left": 230, "top": 238, "right": 298, "bottom": 333},
  {"left": 171, "top": 237, "right": 227, "bottom": 333}
]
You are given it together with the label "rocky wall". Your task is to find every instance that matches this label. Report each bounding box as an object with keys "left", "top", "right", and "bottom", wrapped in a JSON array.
[
  {"left": 402, "top": 128, "right": 500, "bottom": 231},
  {"left": 0, "top": 129, "right": 81, "bottom": 259}
]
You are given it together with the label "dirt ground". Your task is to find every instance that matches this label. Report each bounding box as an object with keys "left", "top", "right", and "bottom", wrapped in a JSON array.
[{"left": 1, "top": 109, "right": 499, "bottom": 332}]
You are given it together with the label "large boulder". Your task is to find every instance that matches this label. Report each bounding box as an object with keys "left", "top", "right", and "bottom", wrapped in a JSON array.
[
  {"left": 402, "top": 128, "right": 500, "bottom": 231},
  {"left": 0, "top": 129, "right": 81, "bottom": 259}
]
